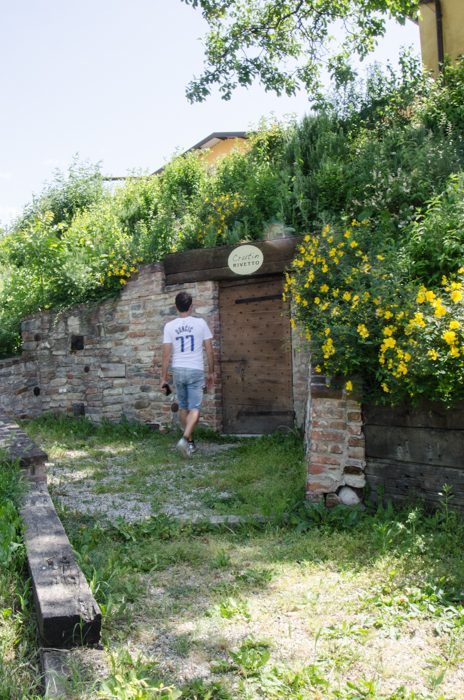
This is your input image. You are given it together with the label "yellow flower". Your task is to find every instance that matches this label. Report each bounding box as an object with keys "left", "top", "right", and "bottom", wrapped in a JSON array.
[
  {"left": 382, "top": 326, "right": 396, "bottom": 337},
  {"left": 428, "top": 349, "right": 438, "bottom": 360},
  {"left": 320, "top": 284, "right": 329, "bottom": 292},
  {"left": 120, "top": 279, "right": 127, "bottom": 285},
  {"left": 357, "top": 324, "right": 369, "bottom": 339},
  {"left": 450, "top": 346, "right": 460, "bottom": 358},
  {"left": 443, "top": 330, "right": 457, "bottom": 345},
  {"left": 381, "top": 383, "right": 390, "bottom": 393},
  {"left": 451, "top": 291, "right": 463, "bottom": 302},
  {"left": 442, "top": 275, "right": 448, "bottom": 286},
  {"left": 314, "top": 297, "right": 321, "bottom": 305},
  {"left": 324, "top": 328, "right": 331, "bottom": 336},
  {"left": 346, "top": 381, "right": 353, "bottom": 392},
  {"left": 434, "top": 301, "right": 447, "bottom": 317},
  {"left": 384, "top": 311, "right": 393, "bottom": 319},
  {"left": 344, "top": 231, "right": 351, "bottom": 238},
  {"left": 138, "top": 257, "right": 144, "bottom": 262},
  {"left": 130, "top": 267, "right": 135, "bottom": 272},
  {"left": 380, "top": 337, "right": 396, "bottom": 352},
  {"left": 99, "top": 278, "right": 104, "bottom": 283},
  {"left": 450, "top": 320, "right": 460, "bottom": 329},
  {"left": 350, "top": 241, "right": 358, "bottom": 248},
  {"left": 315, "top": 365, "right": 322, "bottom": 373},
  {"left": 322, "top": 337, "right": 335, "bottom": 358},
  {"left": 108, "top": 271, "right": 112, "bottom": 276},
  {"left": 377, "top": 255, "right": 385, "bottom": 260},
  {"left": 412, "top": 312, "right": 425, "bottom": 327},
  {"left": 343, "top": 292, "right": 351, "bottom": 302},
  {"left": 425, "top": 290, "right": 436, "bottom": 302}
]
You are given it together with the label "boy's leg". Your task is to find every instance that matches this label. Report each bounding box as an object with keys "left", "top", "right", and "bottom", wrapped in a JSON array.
[
  {"left": 184, "top": 370, "right": 204, "bottom": 442},
  {"left": 183, "top": 409, "right": 200, "bottom": 440},
  {"left": 180, "top": 409, "right": 188, "bottom": 432},
  {"left": 180, "top": 408, "right": 199, "bottom": 439}
]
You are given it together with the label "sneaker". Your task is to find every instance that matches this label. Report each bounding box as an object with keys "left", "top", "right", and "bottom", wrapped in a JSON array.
[
  {"left": 188, "top": 440, "right": 197, "bottom": 455},
  {"left": 176, "top": 437, "right": 189, "bottom": 459}
]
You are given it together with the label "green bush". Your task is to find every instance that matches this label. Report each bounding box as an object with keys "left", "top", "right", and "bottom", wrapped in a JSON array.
[{"left": 289, "top": 219, "right": 464, "bottom": 405}]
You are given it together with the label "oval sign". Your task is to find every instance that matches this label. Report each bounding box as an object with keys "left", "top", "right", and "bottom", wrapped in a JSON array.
[{"left": 228, "top": 244, "right": 264, "bottom": 275}]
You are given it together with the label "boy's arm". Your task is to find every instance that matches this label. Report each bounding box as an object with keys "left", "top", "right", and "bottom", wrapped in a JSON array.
[{"left": 161, "top": 343, "right": 172, "bottom": 392}]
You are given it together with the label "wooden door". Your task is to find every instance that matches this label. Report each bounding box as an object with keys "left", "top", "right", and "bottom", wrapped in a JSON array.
[{"left": 219, "top": 276, "right": 294, "bottom": 434}]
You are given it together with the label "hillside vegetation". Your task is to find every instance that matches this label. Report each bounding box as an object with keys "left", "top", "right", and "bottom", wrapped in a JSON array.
[{"left": 2, "top": 53, "right": 464, "bottom": 402}]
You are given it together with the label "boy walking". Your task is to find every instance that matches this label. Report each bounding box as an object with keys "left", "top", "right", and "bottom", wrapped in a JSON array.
[{"left": 161, "top": 291, "right": 215, "bottom": 458}]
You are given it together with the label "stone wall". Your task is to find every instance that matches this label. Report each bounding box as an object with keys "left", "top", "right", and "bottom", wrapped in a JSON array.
[
  {"left": 1, "top": 262, "right": 313, "bottom": 473},
  {"left": 15, "top": 263, "right": 222, "bottom": 430},
  {"left": 0, "top": 355, "right": 42, "bottom": 419},
  {"left": 305, "top": 374, "right": 366, "bottom": 503}
]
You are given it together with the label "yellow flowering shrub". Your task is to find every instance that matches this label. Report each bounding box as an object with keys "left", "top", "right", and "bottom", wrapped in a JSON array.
[{"left": 288, "top": 222, "right": 464, "bottom": 405}]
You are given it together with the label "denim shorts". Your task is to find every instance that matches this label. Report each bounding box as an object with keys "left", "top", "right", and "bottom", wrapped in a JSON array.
[{"left": 172, "top": 367, "right": 205, "bottom": 412}]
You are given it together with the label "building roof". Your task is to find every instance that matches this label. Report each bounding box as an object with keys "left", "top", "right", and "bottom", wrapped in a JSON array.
[
  {"left": 152, "top": 131, "right": 250, "bottom": 175},
  {"left": 104, "top": 132, "right": 250, "bottom": 181}
]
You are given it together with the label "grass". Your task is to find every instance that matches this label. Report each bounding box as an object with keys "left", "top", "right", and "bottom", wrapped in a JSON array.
[
  {"left": 24, "top": 414, "right": 306, "bottom": 520},
  {"left": 17, "top": 415, "right": 464, "bottom": 699},
  {"left": 0, "top": 454, "right": 41, "bottom": 700}
]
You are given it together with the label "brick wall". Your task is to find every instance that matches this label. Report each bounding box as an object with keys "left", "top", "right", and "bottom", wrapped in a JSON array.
[{"left": 305, "top": 374, "right": 366, "bottom": 503}]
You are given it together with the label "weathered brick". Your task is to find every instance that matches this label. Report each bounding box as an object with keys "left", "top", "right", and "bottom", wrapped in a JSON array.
[
  {"left": 311, "top": 454, "right": 341, "bottom": 466},
  {"left": 312, "top": 429, "right": 344, "bottom": 443},
  {"left": 347, "top": 411, "right": 362, "bottom": 422},
  {"left": 347, "top": 447, "right": 365, "bottom": 459}
]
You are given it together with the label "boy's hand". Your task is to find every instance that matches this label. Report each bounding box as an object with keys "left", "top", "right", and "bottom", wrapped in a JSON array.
[
  {"left": 161, "top": 381, "right": 172, "bottom": 396},
  {"left": 206, "top": 373, "right": 214, "bottom": 390}
]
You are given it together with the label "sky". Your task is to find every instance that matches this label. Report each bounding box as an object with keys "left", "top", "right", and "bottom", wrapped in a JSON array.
[{"left": 0, "top": 1, "right": 421, "bottom": 226}]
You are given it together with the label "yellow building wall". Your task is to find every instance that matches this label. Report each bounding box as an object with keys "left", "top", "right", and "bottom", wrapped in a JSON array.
[
  {"left": 419, "top": 0, "right": 464, "bottom": 76},
  {"left": 200, "top": 138, "right": 249, "bottom": 167}
]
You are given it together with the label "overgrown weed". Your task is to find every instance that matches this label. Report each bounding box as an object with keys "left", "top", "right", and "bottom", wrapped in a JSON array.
[{"left": 0, "top": 454, "right": 41, "bottom": 699}]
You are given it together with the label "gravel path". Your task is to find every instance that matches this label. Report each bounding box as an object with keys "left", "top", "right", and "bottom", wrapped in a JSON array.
[{"left": 47, "top": 443, "right": 235, "bottom": 523}]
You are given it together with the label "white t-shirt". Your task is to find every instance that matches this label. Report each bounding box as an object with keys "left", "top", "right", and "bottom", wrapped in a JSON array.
[{"left": 163, "top": 316, "right": 213, "bottom": 371}]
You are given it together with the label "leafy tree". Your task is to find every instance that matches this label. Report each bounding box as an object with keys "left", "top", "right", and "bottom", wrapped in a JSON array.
[
  {"left": 182, "top": 0, "right": 421, "bottom": 102},
  {"left": 11, "top": 157, "right": 104, "bottom": 232}
]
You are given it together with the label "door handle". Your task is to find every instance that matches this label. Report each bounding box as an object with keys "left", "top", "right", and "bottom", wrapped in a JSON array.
[{"left": 236, "top": 359, "right": 247, "bottom": 374}]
